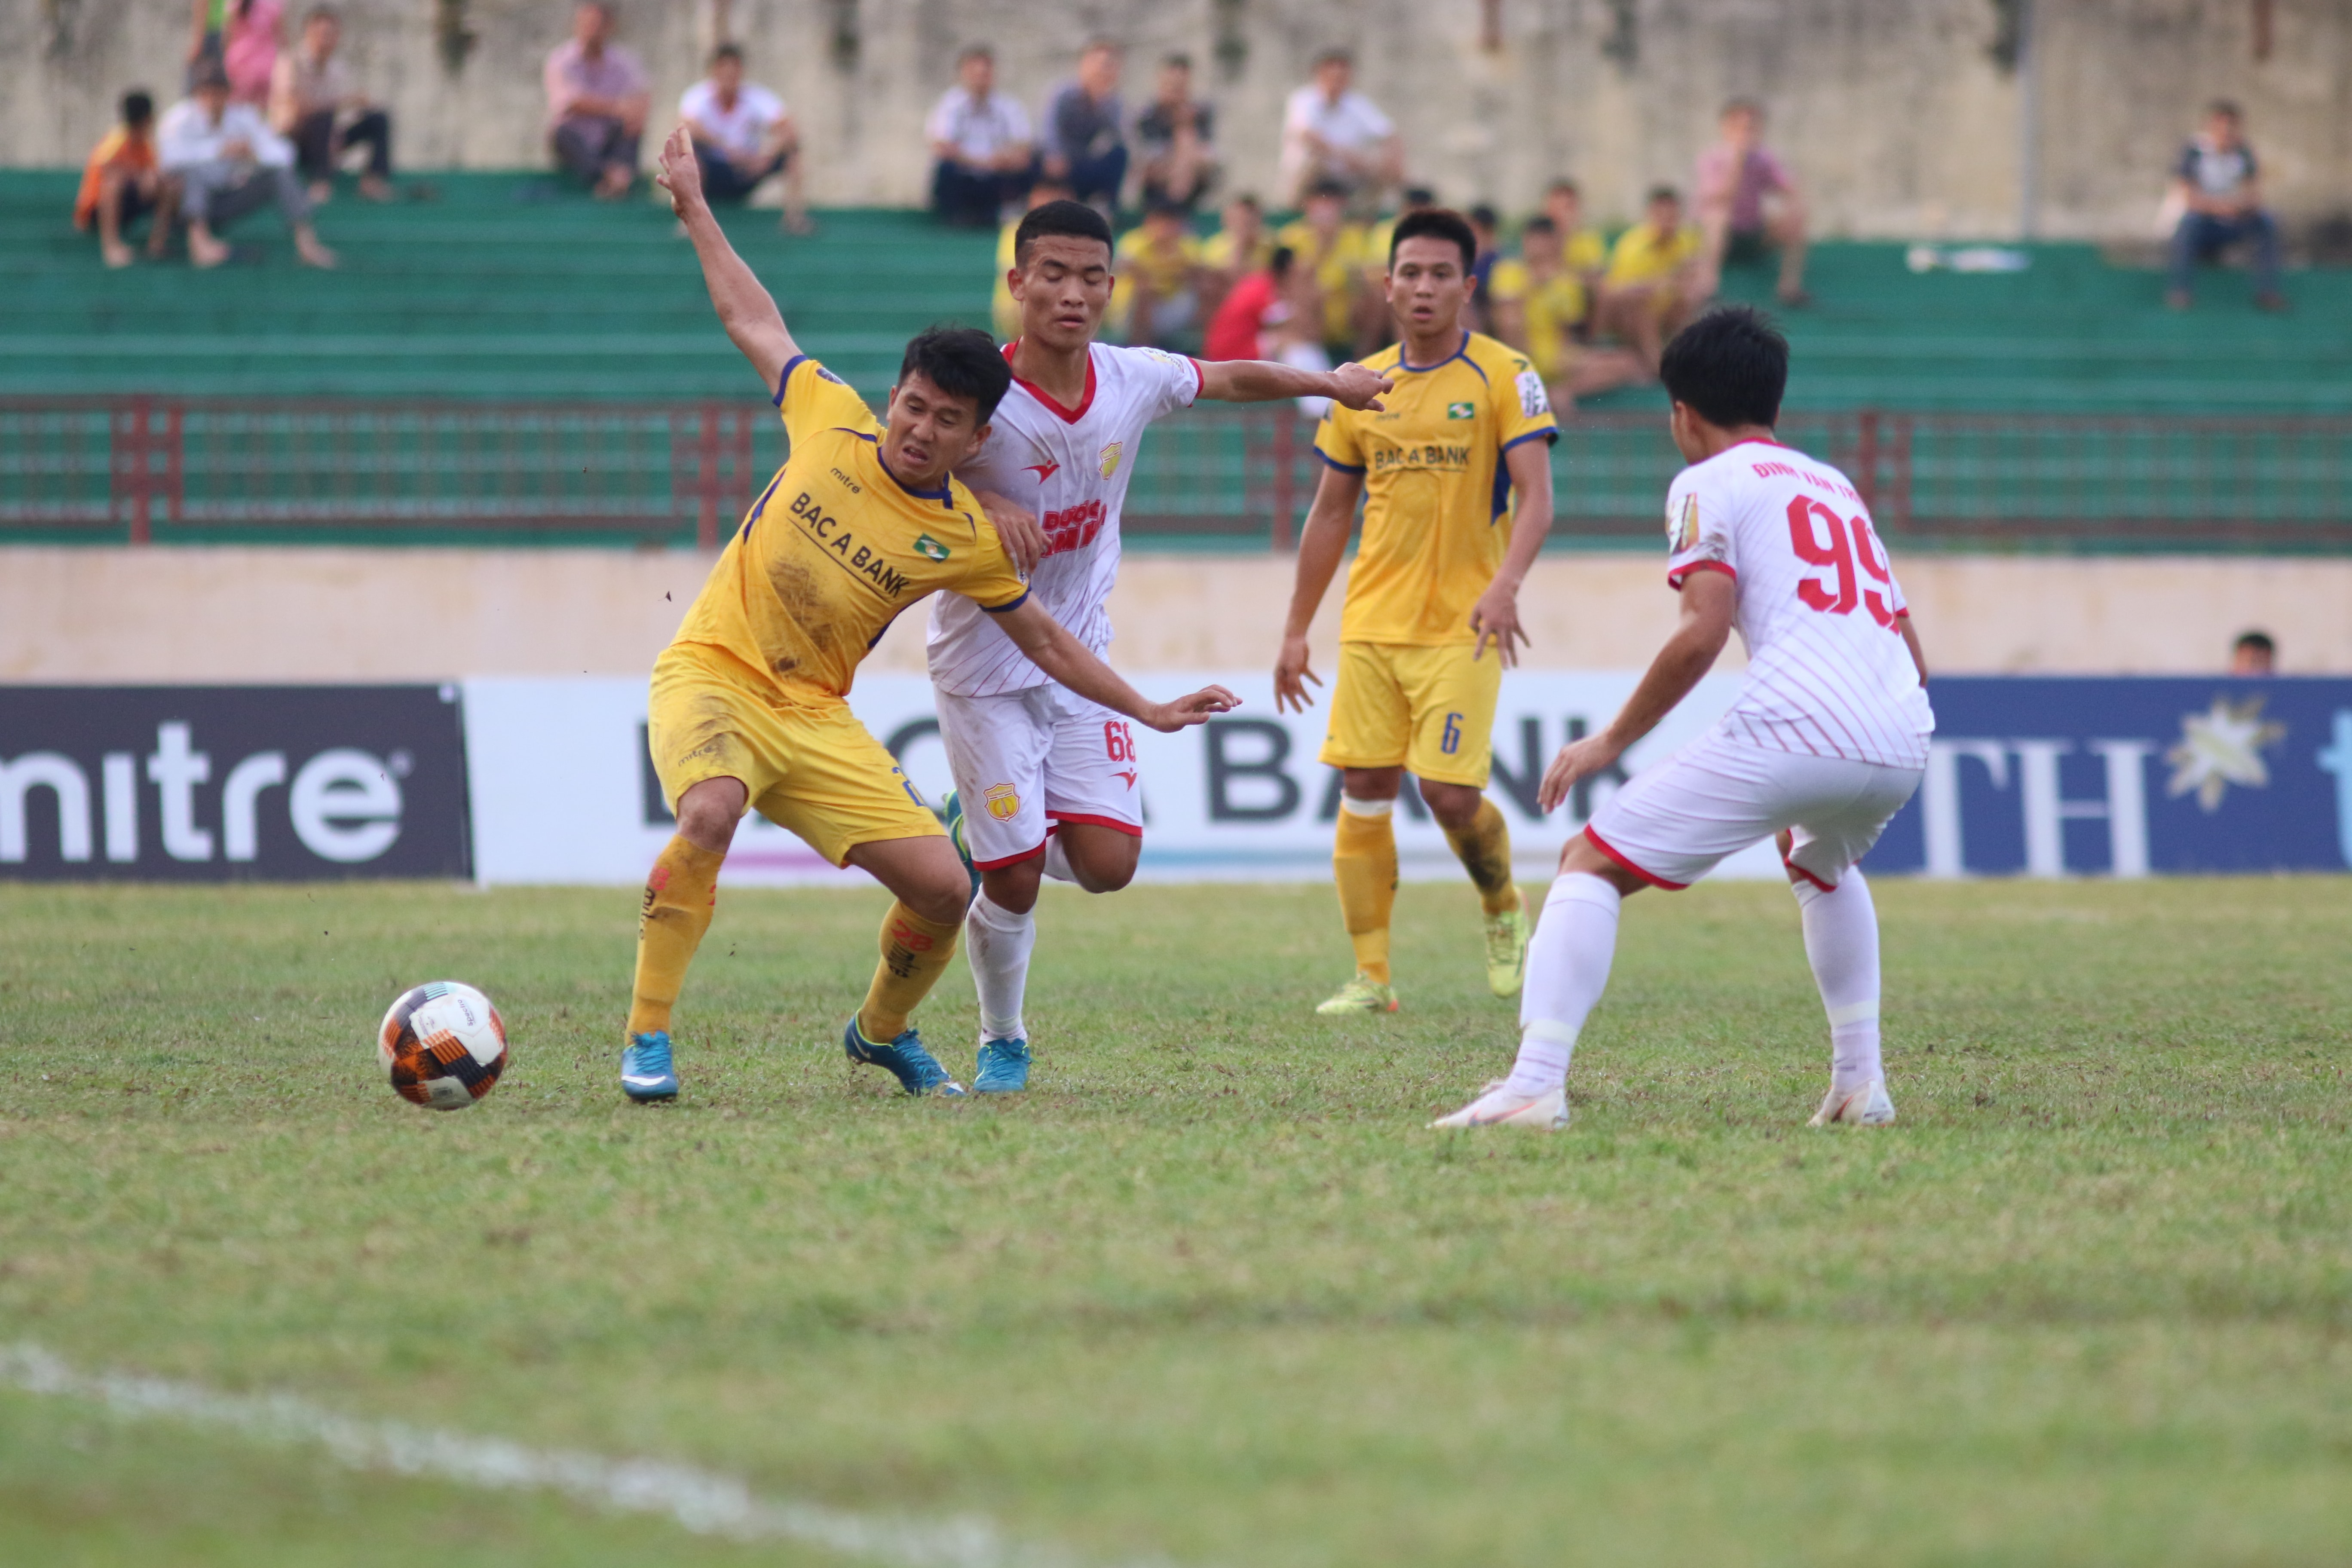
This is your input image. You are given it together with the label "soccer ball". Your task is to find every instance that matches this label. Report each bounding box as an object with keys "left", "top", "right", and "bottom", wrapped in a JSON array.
[{"left": 377, "top": 981, "right": 508, "bottom": 1110}]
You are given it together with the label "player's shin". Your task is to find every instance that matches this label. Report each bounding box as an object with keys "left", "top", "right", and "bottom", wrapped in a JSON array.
[
  {"left": 965, "top": 890, "right": 1036, "bottom": 1044},
  {"left": 1443, "top": 797, "right": 1523, "bottom": 916},
  {"left": 626, "top": 836, "right": 724, "bottom": 1038},
  {"left": 1794, "top": 869, "right": 1883, "bottom": 1093},
  {"left": 1333, "top": 796, "right": 1400, "bottom": 983},
  {"left": 1499, "top": 873, "right": 1622, "bottom": 1096},
  {"left": 858, "top": 902, "right": 963, "bottom": 1043}
]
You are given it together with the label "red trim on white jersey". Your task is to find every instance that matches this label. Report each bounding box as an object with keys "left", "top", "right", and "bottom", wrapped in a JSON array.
[
  {"left": 1001, "top": 340, "right": 1098, "bottom": 424},
  {"left": 972, "top": 838, "right": 1049, "bottom": 871},
  {"left": 1666, "top": 558, "right": 1739, "bottom": 590}
]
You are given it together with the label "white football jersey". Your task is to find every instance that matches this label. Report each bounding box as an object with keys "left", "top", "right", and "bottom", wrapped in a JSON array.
[
  {"left": 928, "top": 342, "right": 1203, "bottom": 697},
  {"left": 1666, "top": 439, "right": 1934, "bottom": 769}
]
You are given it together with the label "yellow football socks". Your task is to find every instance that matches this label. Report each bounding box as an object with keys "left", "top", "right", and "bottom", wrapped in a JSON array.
[
  {"left": 857, "top": 902, "right": 963, "bottom": 1043},
  {"left": 1333, "top": 797, "right": 1399, "bottom": 984},
  {"left": 1444, "top": 798, "right": 1524, "bottom": 917},
  {"left": 626, "top": 836, "right": 724, "bottom": 1038}
]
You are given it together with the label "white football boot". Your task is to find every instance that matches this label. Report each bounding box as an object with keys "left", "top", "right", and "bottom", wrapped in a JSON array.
[
  {"left": 1808, "top": 1079, "right": 1896, "bottom": 1127},
  {"left": 1430, "top": 1081, "right": 1570, "bottom": 1130}
]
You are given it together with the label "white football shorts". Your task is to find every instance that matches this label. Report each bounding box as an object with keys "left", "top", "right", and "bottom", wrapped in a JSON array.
[
  {"left": 935, "top": 683, "right": 1145, "bottom": 869},
  {"left": 1583, "top": 729, "right": 1923, "bottom": 891}
]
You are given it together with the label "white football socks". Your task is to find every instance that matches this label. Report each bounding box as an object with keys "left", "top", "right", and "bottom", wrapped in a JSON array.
[
  {"left": 1793, "top": 869, "right": 1883, "bottom": 1092},
  {"left": 964, "top": 889, "right": 1036, "bottom": 1044},
  {"left": 1499, "top": 873, "right": 1623, "bottom": 1097},
  {"left": 1041, "top": 834, "right": 1077, "bottom": 884}
]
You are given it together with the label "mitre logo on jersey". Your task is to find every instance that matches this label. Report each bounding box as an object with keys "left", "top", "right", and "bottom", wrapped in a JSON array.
[
  {"left": 1098, "top": 442, "right": 1123, "bottom": 478},
  {"left": 983, "top": 782, "right": 1021, "bottom": 821},
  {"left": 1672, "top": 493, "right": 1701, "bottom": 552}
]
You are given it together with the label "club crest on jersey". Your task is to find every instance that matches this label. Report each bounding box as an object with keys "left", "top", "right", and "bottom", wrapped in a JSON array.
[
  {"left": 1672, "top": 493, "right": 1701, "bottom": 552},
  {"left": 1446, "top": 401, "right": 1475, "bottom": 420},
  {"left": 913, "top": 533, "right": 951, "bottom": 562},
  {"left": 1516, "top": 370, "right": 1551, "bottom": 418},
  {"left": 983, "top": 783, "right": 1021, "bottom": 821},
  {"left": 1098, "top": 442, "right": 1123, "bottom": 478}
]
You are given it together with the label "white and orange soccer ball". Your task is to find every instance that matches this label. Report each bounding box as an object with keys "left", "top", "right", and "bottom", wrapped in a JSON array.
[{"left": 377, "top": 981, "right": 508, "bottom": 1110}]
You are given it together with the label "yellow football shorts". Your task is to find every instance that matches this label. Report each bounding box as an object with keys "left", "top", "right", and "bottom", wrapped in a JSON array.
[
  {"left": 646, "top": 646, "right": 943, "bottom": 867},
  {"left": 1317, "top": 640, "right": 1503, "bottom": 788}
]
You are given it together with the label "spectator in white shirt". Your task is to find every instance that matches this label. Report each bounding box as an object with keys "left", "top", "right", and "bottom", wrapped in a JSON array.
[
  {"left": 159, "top": 63, "right": 335, "bottom": 269},
  {"left": 269, "top": 5, "right": 393, "bottom": 205},
  {"left": 680, "top": 44, "right": 809, "bottom": 233},
  {"left": 927, "top": 44, "right": 1035, "bottom": 228},
  {"left": 1279, "top": 50, "right": 1403, "bottom": 210}
]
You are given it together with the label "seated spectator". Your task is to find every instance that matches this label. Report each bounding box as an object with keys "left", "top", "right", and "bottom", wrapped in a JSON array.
[
  {"left": 2231, "top": 630, "right": 2276, "bottom": 675},
  {"left": 1279, "top": 50, "right": 1403, "bottom": 210},
  {"left": 1594, "top": 185, "right": 1706, "bottom": 374},
  {"left": 2167, "top": 101, "right": 2286, "bottom": 311},
  {"left": 1466, "top": 202, "right": 1502, "bottom": 330},
  {"left": 1204, "top": 245, "right": 1296, "bottom": 362},
  {"left": 1694, "top": 99, "right": 1808, "bottom": 305},
  {"left": 994, "top": 176, "right": 1073, "bottom": 338},
  {"left": 1134, "top": 53, "right": 1216, "bottom": 212},
  {"left": 1041, "top": 41, "right": 1127, "bottom": 211},
  {"left": 270, "top": 6, "right": 392, "bottom": 204},
  {"left": 1276, "top": 178, "right": 1374, "bottom": 356},
  {"left": 1115, "top": 199, "right": 1206, "bottom": 347},
  {"left": 1491, "top": 216, "right": 1646, "bottom": 409},
  {"left": 1541, "top": 178, "right": 1610, "bottom": 290},
  {"left": 928, "top": 43, "right": 1034, "bottom": 228},
  {"left": 188, "top": 0, "right": 284, "bottom": 103},
  {"left": 680, "top": 44, "right": 808, "bottom": 232},
  {"left": 75, "top": 91, "right": 178, "bottom": 269},
  {"left": 1199, "top": 192, "right": 1269, "bottom": 316},
  {"left": 545, "top": 1, "right": 648, "bottom": 201},
  {"left": 159, "top": 64, "right": 335, "bottom": 269}
]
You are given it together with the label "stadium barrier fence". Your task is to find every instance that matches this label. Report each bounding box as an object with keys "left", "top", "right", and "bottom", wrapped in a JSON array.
[{"left": 4, "top": 398, "right": 2351, "bottom": 552}]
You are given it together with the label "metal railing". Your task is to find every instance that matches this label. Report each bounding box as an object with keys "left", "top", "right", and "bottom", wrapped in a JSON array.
[{"left": 4, "top": 397, "right": 2350, "bottom": 552}]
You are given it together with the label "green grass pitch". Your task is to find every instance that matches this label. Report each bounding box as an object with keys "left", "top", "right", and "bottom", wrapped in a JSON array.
[{"left": 1, "top": 875, "right": 2347, "bottom": 1566}]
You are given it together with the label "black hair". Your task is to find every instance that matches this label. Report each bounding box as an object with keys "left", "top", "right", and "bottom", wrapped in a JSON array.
[
  {"left": 1314, "top": 48, "right": 1352, "bottom": 69},
  {"left": 899, "top": 325, "right": 1013, "bottom": 424},
  {"left": 710, "top": 42, "right": 744, "bottom": 64},
  {"left": 1144, "top": 195, "right": 1189, "bottom": 220},
  {"left": 1521, "top": 214, "right": 1557, "bottom": 235},
  {"left": 1013, "top": 198, "right": 1113, "bottom": 265},
  {"left": 958, "top": 42, "right": 993, "bottom": 63},
  {"left": 2208, "top": 98, "right": 2243, "bottom": 121},
  {"left": 304, "top": 3, "right": 340, "bottom": 23},
  {"left": 193, "top": 60, "right": 231, "bottom": 92},
  {"left": 2234, "top": 630, "right": 2275, "bottom": 654},
  {"left": 1547, "top": 177, "right": 1580, "bottom": 197},
  {"left": 1402, "top": 185, "right": 1436, "bottom": 208},
  {"left": 1305, "top": 178, "right": 1350, "bottom": 203},
  {"left": 1647, "top": 184, "right": 1681, "bottom": 206},
  {"left": 1389, "top": 207, "right": 1478, "bottom": 272},
  {"left": 122, "top": 90, "right": 155, "bottom": 127},
  {"left": 1229, "top": 192, "right": 1261, "bottom": 210},
  {"left": 1468, "top": 203, "right": 1499, "bottom": 230},
  {"left": 1660, "top": 306, "right": 1787, "bottom": 430},
  {"left": 1268, "top": 244, "right": 1295, "bottom": 280}
]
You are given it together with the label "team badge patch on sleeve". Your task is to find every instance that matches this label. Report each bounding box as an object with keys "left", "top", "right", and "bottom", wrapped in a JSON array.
[
  {"left": 1516, "top": 370, "right": 1551, "bottom": 417},
  {"left": 1672, "top": 493, "right": 1701, "bottom": 552}
]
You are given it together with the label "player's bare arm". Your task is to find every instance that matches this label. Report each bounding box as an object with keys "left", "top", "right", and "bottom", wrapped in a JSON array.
[
  {"left": 1537, "top": 568, "right": 1736, "bottom": 812},
  {"left": 1468, "top": 438, "right": 1556, "bottom": 668},
  {"left": 969, "top": 487, "right": 1048, "bottom": 575},
  {"left": 1273, "top": 463, "right": 1367, "bottom": 713},
  {"left": 995, "top": 597, "right": 1239, "bottom": 732},
  {"left": 655, "top": 126, "right": 798, "bottom": 395},
  {"left": 1899, "top": 614, "right": 1929, "bottom": 686},
  {"left": 1197, "top": 358, "right": 1391, "bottom": 410}
]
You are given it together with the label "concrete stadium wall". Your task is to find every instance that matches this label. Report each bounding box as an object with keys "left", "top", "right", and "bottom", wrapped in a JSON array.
[
  {"left": 4, "top": 548, "right": 2347, "bottom": 683},
  {"left": 5, "top": 0, "right": 2349, "bottom": 238}
]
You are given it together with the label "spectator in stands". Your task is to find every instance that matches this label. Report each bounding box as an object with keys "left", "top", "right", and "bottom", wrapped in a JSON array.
[
  {"left": 2166, "top": 101, "right": 2286, "bottom": 312},
  {"left": 928, "top": 44, "right": 1034, "bottom": 228},
  {"left": 1491, "top": 215, "right": 1646, "bottom": 409},
  {"left": 545, "top": 2, "right": 648, "bottom": 201},
  {"left": 1199, "top": 191, "right": 1268, "bottom": 317},
  {"left": 993, "top": 176, "right": 1072, "bottom": 338},
  {"left": 1277, "top": 178, "right": 1372, "bottom": 357},
  {"left": 1115, "top": 197, "right": 1205, "bottom": 348},
  {"left": 1041, "top": 41, "right": 1128, "bottom": 212},
  {"left": 2231, "top": 630, "right": 2277, "bottom": 675},
  {"left": 75, "top": 91, "right": 178, "bottom": 269},
  {"left": 188, "top": 0, "right": 284, "bottom": 103},
  {"left": 1542, "top": 178, "right": 1610, "bottom": 294},
  {"left": 680, "top": 44, "right": 809, "bottom": 233},
  {"left": 1694, "top": 99, "right": 1809, "bottom": 305},
  {"left": 160, "top": 63, "right": 335, "bottom": 269},
  {"left": 1203, "top": 245, "right": 1307, "bottom": 373},
  {"left": 270, "top": 6, "right": 392, "bottom": 205},
  {"left": 1133, "top": 53, "right": 1216, "bottom": 212},
  {"left": 1279, "top": 50, "right": 1403, "bottom": 210},
  {"left": 1466, "top": 202, "right": 1502, "bottom": 330},
  {"left": 1594, "top": 185, "right": 1706, "bottom": 374}
]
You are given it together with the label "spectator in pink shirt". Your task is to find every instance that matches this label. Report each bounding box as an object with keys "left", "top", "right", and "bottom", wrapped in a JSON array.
[
  {"left": 545, "top": 2, "right": 649, "bottom": 200},
  {"left": 188, "top": 0, "right": 285, "bottom": 104},
  {"left": 1694, "top": 99, "right": 1809, "bottom": 306}
]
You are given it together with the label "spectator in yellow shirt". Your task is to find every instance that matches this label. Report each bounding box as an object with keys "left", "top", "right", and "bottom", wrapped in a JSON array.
[
  {"left": 1198, "top": 191, "right": 1270, "bottom": 318},
  {"left": 1595, "top": 185, "right": 1709, "bottom": 374},
  {"left": 1541, "top": 179, "right": 1610, "bottom": 288},
  {"left": 1489, "top": 215, "right": 1646, "bottom": 410},
  {"left": 993, "top": 176, "right": 1072, "bottom": 339},
  {"left": 1114, "top": 198, "right": 1206, "bottom": 346},
  {"left": 1277, "top": 179, "right": 1374, "bottom": 356}
]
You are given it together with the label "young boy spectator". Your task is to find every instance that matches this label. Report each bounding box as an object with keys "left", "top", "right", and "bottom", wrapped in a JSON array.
[
  {"left": 680, "top": 43, "right": 808, "bottom": 232},
  {"left": 270, "top": 6, "right": 392, "bottom": 204},
  {"left": 1203, "top": 245, "right": 1297, "bottom": 362},
  {"left": 1490, "top": 215, "right": 1646, "bottom": 409},
  {"left": 1115, "top": 198, "right": 1206, "bottom": 347},
  {"left": 160, "top": 64, "right": 335, "bottom": 269},
  {"left": 1041, "top": 41, "right": 1127, "bottom": 211},
  {"left": 545, "top": 1, "right": 648, "bottom": 201},
  {"left": 2167, "top": 101, "right": 2286, "bottom": 311},
  {"left": 1276, "top": 178, "right": 1373, "bottom": 357},
  {"left": 1133, "top": 53, "right": 1216, "bottom": 211},
  {"left": 75, "top": 92, "right": 178, "bottom": 269},
  {"left": 1595, "top": 185, "right": 1707, "bottom": 374},
  {"left": 2230, "top": 631, "right": 2277, "bottom": 675},
  {"left": 1694, "top": 99, "right": 1809, "bottom": 305},
  {"left": 1279, "top": 50, "right": 1403, "bottom": 210},
  {"left": 927, "top": 44, "right": 1033, "bottom": 228},
  {"left": 992, "top": 176, "right": 1073, "bottom": 338}
]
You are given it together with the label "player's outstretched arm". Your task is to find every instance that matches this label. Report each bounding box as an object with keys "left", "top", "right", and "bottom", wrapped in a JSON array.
[
  {"left": 1537, "top": 569, "right": 1736, "bottom": 813},
  {"left": 1197, "top": 358, "right": 1391, "bottom": 411},
  {"left": 1273, "top": 464, "right": 1365, "bottom": 713},
  {"left": 1469, "top": 438, "right": 1557, "bottom": 667},
  {"left": 994, "top": 598, "right": 1238, "bottom": 732},
  {"left": 1899, "top": 613, "right": 1929, "bottom": 686},
  {"left": 654, "top": 125, "right": 798, "bottom": 395}
]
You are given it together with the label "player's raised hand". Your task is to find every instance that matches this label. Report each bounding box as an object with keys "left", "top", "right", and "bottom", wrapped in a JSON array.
[
  {"left": 1326, "top": 362, "right": 1393, "bottom": 412},
  {"left": 1273, "top": 633, "right": 1323, "bottom": 713},
  {"left": 973, "top": 488, "right": 1048, "bottom": 576},
  {"left": 653, "top": 126, "right": 705, "bottom": 218},
  {"left": 1538, "top": 732, "right": 1624, "bottom": 815},
  {"left": 1468, "top": 581, "right": 1531, "bottom": 668},
  {"left": 1145, "top": 685, "right": 1242, "bottom": 732}
]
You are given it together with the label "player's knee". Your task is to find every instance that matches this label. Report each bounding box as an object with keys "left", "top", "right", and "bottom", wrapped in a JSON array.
[
  {"left": 673, "top": 797, "right": 741, "bottom": 851},
  {"left": 903, "top": 873, "right": 971, "bottom": 927},
  {"left": 1422, "top": 782, "right": 1484, "bottom": 832},
  {"left": 980, "top": 857, "right": 1041, "bottom": 915}
]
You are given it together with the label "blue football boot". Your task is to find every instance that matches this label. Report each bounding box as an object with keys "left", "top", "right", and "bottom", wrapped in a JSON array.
[
  {"left": 943, "top": 790, "right": 981, "bottom": 901},
  {"left": 620, "top": 1031, "right": 679, "bottom": 1102},
  {"left": 973, "top": 1037, "right": 1031, "bottom": 1094},
  {"left": 843, "top": 1017, "right": 967, "bottom": 1097}
]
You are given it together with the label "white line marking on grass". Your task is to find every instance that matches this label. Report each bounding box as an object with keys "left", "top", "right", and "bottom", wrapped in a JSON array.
[{"left": 0, "top": 1343, "right": 1178, "bottom": 1568}]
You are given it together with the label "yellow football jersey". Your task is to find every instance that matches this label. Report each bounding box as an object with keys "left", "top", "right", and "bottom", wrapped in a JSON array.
[
  {"left": 992, "top": 219, "right": 1020, "bottom": 340},
  {"left": 1198, "top": 227, "right": 1271, "bottom": 275},
  {"left": 667, "top": 356, "right": 1030, "bottom": 699},
  {"left": 1274, "top": 217, "right": 1370, "bottom": 346},
  {"left": 1604, "top": 222, "right": 1702, "bottom": 288},
  {"left": 1314, "top": 330, "right": 1559, "bottom": 646},
  {"left": 1487, "top": 257, "right": 1588, "bottom": 382}
]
